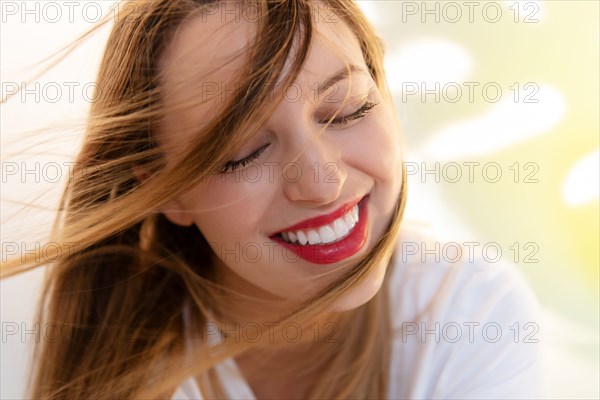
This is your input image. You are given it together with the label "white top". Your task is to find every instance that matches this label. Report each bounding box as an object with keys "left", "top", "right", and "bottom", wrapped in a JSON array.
[{"left": 171, "top": 226, "right": 543, "bottom": 399}]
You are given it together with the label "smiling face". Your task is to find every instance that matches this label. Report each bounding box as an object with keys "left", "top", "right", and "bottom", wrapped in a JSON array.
[{"left": 155, "top": 6, "right": 403, "bottom": 313}]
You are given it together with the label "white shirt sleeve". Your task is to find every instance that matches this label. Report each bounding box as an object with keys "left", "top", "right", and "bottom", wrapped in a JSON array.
[{"left": 388, "top": 231, "right": 543, "bottom": 399}]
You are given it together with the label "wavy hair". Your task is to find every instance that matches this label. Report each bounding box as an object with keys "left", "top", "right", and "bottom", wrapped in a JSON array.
[{"left": 2, "top": 0, "right": 407, "bottom": 398}]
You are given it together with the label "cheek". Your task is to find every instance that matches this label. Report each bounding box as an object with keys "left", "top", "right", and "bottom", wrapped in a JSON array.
[
  {"left": 374, "top": 106, "right": 403, "bottom": 172},
  {"left": 178, "top": 175, "right": 301, "bottom": 293},
  {"left": 180, "top": 176, "right": 270, "bottom": 243},
  {"left": 343, "top": 106, "right": 403, "bottom": 184},
  {"left": 342, "top": 105, "right": 403, "bottom": 248}
]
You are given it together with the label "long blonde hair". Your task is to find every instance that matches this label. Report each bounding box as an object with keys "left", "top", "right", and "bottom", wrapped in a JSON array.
[{"left": 2, "top": 1, "right": 407, "bottom": 398}]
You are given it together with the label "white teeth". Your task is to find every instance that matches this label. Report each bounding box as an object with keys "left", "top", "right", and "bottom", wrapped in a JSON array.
[
  {"left": 344, "top": 213, "right": 356, "bottom": 229},
  {"left": 332, "top": 218, "right": 349, "bottom": 238},
  {"left": 307, "top": 230, "right": 320, "bottom": 245},
  {"left": 297, "top": 231, "right": 308, "bottom": 245},
  {"left": 318, "top": 225, "right": 337, "bottom": 244},
  {"left": 279, "top": 203, "right": 361, "bottom": 246},
  {"left": 288, "top": 231, "right": 297, "bottom": 243}
]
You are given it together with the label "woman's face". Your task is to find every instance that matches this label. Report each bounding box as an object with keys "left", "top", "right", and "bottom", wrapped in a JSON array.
[{"left": 156, "top": 6, "right": 403, "bottom": 311}]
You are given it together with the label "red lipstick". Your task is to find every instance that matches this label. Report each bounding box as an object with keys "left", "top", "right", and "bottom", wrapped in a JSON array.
[
  {"left": 272, "top": 197, "right": 363, "bottom": 235},
  {"left": 270, "top": 195, "right": 369, "bottom": 264}
]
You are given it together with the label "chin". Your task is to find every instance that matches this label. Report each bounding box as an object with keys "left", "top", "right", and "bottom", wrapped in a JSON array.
[{"left": 328, "top": 260, "right": 388, "bottom": 312}]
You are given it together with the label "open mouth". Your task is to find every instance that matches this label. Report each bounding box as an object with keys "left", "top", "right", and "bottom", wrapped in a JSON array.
[
  {"left": 276, "top": 203, "right": 359, "bottom": 246},
  {"left": 270, "top": 195, "right": 370, "bottom": 264}
]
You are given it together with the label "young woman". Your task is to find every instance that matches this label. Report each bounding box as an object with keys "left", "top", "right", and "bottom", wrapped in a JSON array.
[{"left": 2, "top": 1, "right": 542, "bottom": 399}]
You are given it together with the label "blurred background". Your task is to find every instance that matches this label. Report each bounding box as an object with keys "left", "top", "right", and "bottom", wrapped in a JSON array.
[{"left": 1, "top": 1, "right": 598, "bottom": 398}]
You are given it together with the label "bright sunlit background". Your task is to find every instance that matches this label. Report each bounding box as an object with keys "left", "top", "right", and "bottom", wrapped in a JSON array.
[{"left": 1, "top": 1, "right": 599, "bottom": 398}]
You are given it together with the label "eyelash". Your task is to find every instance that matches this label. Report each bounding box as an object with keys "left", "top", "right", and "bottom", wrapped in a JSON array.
[
  {"left": 220, "top": 143, "right": 270, "bottom": 174},
  {"left": 324, "top": 100, "right": 379, "bottom": 126},
  {"left": 220, "top": 100, "right": 379, "bottom": 174}
]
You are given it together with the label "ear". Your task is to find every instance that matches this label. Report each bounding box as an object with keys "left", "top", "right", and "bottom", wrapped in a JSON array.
[
  {"left": 131, "top": 165, "right": 195, "bottom": 227},
  {"left": 131, "top": 164, "right": 152, "bottom": 184},
  {"left": 161, "top": 200, "right": 195, "bottom": 227}
]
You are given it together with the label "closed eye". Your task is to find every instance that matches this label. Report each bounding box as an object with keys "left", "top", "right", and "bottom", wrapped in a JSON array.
[
  {"left": 321, "top": 100, "right": 380, "bottom": 126},
  {"left": 220, "top": 142, "right": 270, "bottom": 174}
]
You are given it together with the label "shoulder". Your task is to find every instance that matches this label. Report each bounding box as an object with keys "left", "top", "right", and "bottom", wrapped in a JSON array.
[
  {"left": 387, "top": 221, "right": 540, "bottom": 325},
  {"left": 386, "top": 222, "right": 543, "bottom": 399}
]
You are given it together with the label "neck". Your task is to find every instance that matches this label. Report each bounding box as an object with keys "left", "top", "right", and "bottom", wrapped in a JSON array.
[{"left": 209, "top": 255, "right": 348, "bottom": 363}]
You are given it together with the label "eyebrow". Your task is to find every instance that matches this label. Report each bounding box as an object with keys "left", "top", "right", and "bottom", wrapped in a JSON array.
[{"left": 316, "top": 65, "right": 370, "bottom": 96}]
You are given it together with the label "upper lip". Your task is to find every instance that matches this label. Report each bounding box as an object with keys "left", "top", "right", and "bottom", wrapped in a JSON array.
[{"left": 270, "top": 195, "right": 365, "bottom": 236}]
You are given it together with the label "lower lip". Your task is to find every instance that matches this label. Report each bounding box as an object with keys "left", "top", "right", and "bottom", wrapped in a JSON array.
[{"left": 271, "top": 196, "right": 369, "bottom": 264}]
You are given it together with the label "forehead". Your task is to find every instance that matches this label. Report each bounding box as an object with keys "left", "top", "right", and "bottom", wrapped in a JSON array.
[{"left": 156, "top": 4, "right": 366, "bottom": 148}]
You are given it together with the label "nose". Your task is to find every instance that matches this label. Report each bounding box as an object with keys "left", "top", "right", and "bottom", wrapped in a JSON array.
[{"left": 281, "top": 129, "right": 347, "bottom": 205}]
